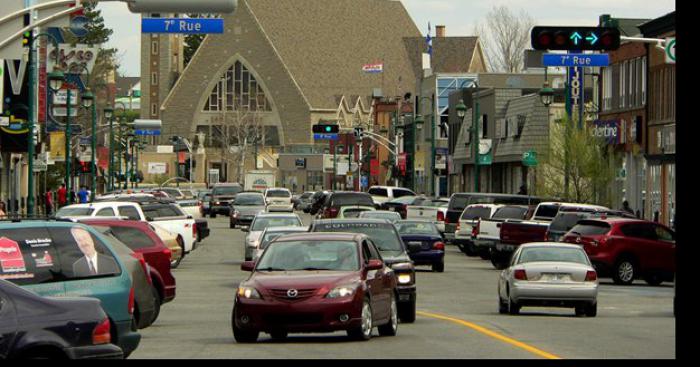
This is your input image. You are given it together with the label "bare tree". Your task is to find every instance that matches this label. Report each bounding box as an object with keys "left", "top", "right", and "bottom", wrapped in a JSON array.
[
  {"left": 473, "top": 6, "right": 536, "bottom": 73},
  {"left": 213, "top": 105, "right": 264, "bottom": 183}
]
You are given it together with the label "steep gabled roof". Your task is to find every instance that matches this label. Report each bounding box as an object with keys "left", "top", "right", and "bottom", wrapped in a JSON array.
[
  {"left": 403, "top": 37, "right": 480, "bottom": 76},
  {"left": 245, "top": 0, "right": 421, "bottom": 110}
]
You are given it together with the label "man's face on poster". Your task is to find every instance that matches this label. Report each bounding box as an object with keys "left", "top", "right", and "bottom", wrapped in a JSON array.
[{"left": 71, "top": 227, "right": 96, "bottom": 258}]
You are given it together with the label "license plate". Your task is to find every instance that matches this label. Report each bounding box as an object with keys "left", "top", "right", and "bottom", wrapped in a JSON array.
[
  {"left": 541, "top": 273, "right": 570, "bottom": 282},
  {"left": 408, "top": 242, "right": 422, "bottom": 246},
  {"left": 399, "top": 294, "right": 411, "bottom": 301}
]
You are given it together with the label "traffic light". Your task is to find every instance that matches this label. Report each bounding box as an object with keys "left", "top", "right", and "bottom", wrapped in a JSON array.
[
  {"left": 531, "top": 26, "right": 620, "bottom": 51},
  {"left": 312, "top": 124, "right": 339, "bottom": 134}
]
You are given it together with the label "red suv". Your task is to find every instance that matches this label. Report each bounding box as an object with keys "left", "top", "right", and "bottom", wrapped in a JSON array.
[
  {"left": 562, "top": 218, "right": 675, "bottom": 285},
  {"left": 79, "top": 219, "right": 177, "bottom": 315}
]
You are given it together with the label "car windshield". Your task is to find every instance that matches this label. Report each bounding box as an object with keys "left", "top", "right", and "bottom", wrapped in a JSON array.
[
  {"left": 260, "top": 230, "right": 306, "bottom": 249},
  {"left": 256, "top": 240, "right": 359, "bottom": 271},
  {"left": 267, "top": 190, "right": 291, "bottom": 198},
  {"left": 534, "top": 204, "right": 561, "bottom": 219},
  {"left": 313, "top": 222, "right": 403, "bottom": 252},
  {"left": 518, "top": 247, "right": 590, "bottom": 266},
  {"left": 235, "top": 195, "right": 265, "bottom": 206},
  {"left": 213, "top": 186, "right": 242, "bottom": 196},
  {"left": 331, "top": 194, "right": 374, "bottom": 207},
  {"left": 359, "top": 212, "right": 401, "bottom": 221},
  {"left": 569, "top": 222, "right": 611, "bottom": 236},
  {"left": 461, "top": 206, "right": 493, "bottom": 220},
  {"left": 251, "top": 217, "right": 302, "bottom": 231},
  {"left": 396, "top": 222, "right": 440, "bottom": 236},
  {"left": 56, "top": 207, "right": 95, "bottom": 217},
  {"left": 492, "top": 206, "right": 529, "bottom": 220}
]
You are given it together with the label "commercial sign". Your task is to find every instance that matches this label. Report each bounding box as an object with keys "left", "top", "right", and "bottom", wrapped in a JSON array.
[
  {"left": 362, "top": 63, "right": 384, "bottom": 73},
  {"left": 50, "top": 132, "right": 65, "bottom": 161},
  {"left": 592, "top": 120, "right": 625, "bottom": 145},
  {"left": 435, "top": 148, "right": 448, "bottom": 170},
  {"left": 47, "top": 44, "right": 98, "bottom": 76},
  {"left": 478, "top": 139, "right": 493, "bottom": 166},
  {"left": 568, "top": 66, "right": 583, "bottom": 120},
  {"left": 52, "top": 90, "right": 79, "bottom": 105},
  {"left": 543, "top": 53, "right": 609, "bottom": 67},
  {"left": 148, "top": 162, "right": 168, "bottom": 174},
  {"left": 665, "top": 37, "right": 676, "bottom": 64},
  {"left": 142, "top": 18, "right": 225, "bottom": 34}
]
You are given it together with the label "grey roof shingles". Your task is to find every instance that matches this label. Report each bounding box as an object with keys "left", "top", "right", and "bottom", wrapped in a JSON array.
[{"left": 403, "top": 37, "right": 479, "bottom": 76}]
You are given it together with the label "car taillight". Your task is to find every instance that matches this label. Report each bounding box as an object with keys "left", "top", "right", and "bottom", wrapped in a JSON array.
[
  {"left": 514, "top": 269, "right": 528, "bottom": 280},
  {"left": 585, "top": 270, "right": 598, "bottom": 282},
  {"left": 445, "top": 216, "right": 451, "bottom": 224},
  {"left": 437, "top": 211, "right": 445, "bottom": 222},
  {"left": 433, "top": 242, "right": 445, "bottom": 251},
  {"left": 163, "top": 247, "right": 172, "bottom": 260},
  {"left": 92, "top": 318, "right": 111, "bottom": 345},
  {"left": 131, "top": 252, "right": 152, "bottom": 285},
  {"left": 456, "top": 222, "right": 461, "bottom": 231},
  {"left": 472, "top": 219, "right": 480, "bottom": 237},
  {"left": 128, "top": 287, "right": 135, "bottom": 315},
  {"left": 326, "top": 207, "right": 339, "bottom": 218},
  {"left": 193, "top": 222, "right": 197, "bottom": 238}
]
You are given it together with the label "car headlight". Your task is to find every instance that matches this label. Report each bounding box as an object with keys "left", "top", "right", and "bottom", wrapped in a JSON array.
[
  {"left": 390, "top": 262, "right": 413, "bottom": 270},
  {"left": 397, "top": 274, "right": 413, "bottom": 284},
  {"left": 326, "top": 285, "right": 358, "bottom": 299},
  {"left": 237, "top": 286, "right": 262, "bottom": 299}
]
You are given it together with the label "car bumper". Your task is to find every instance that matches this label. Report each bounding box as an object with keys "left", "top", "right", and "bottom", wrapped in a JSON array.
[
  {"left": 511, "top": 282, "right": 598, "bottom": 304},
  {"left": 211, "top": 206, "right": 231, "bottom": 215},
  {"left": 197, "top": 227, "right": 210, "bottom": 240},
  {"left": 163, "top": 284, "right": 176, "bottom": 303},
  {"left": 64, "top": 344, "right": 124, "bottom": 359},
  {"left": 267, "top": 205, "right": 294, "bottom": 212},
  {"left": 409, "top": 251, "right": 444, "bottom": 265},
  {"left": 396, "top": 284, "right": 416, "bottom": 303},
  {"left": 113, "top": 320, "right": 141, "bottom": 357},
  {"left": 234, "top": 297, "right": 363, "bottom": 333}
]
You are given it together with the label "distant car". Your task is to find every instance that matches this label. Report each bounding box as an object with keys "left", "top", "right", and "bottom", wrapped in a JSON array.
[
  {"left": 367, "top": 186, "right": 416, "bottom": 205},
  {"left": 157, "top": 187, "right": 186, "bottom": 200},
  {"left": 545, "top": 210, "right": 637, "bottom": 243},
  {"left": 233, "top": 233, "right": 398, "bottom": 342},
  {"left": 309, "top": 219, "right": 417, "bottom": 323},
  {"left": 498, "top": 243, "right": 598, "bottom": 317},
  {"left": 253, "top": 226, "right": 310, "bottom": 261},
  {"left": 210, "top": 183, "right": 244, "bottom": 218},
  {"left": 453, "top": 204, "right": 503, "bottom": 256},
  {"left": 317, "top": 192, "right": 376, "bottom": 219},
  {"left": 395, "top": 220, "right": 445, "bottom": 272},
  {"left": 562, "top": 218, "right": 676, "bottom": 285},
  {"left": 358, "top": 210, "right": 402, "bottom": 223},
  {"left": 405, "top": 198, "right": 449, "bottom": 232},
  {"left": 230, "top": 192, "right": 267, "bottom": 229},
  {"left": 380, "top": 195, "right": 420, "bottom": 219},
  {"left": 264, "top": 188, "right": 294, "bottom": 212},
  {"left": 0, "top": 222, "right": 141, "bottom": 357},
  {"left": 0, "top": 279, "right": 124, "bottom": 359},
  {"left": 243, "top": 213, "right": 304, "bottom": 261},
  {"left": 295, "top": 192, "right": 316, "bottom": 212}
]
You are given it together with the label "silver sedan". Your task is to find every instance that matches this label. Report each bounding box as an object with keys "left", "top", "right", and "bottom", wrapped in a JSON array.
[{"left": 497, "top": 243, "right": 598, "bottom": 317}]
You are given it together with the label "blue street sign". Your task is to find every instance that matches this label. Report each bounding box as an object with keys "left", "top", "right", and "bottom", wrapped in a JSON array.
[
  {"left": 142, "top": 18, "right": 225, "bottom": 34},
  {"left": 543, "top": 53, "right": 609, "bottom": 67},
  {"left": 135, "top": 129, "right": 161, "bottom": 136},
  {"left": 314, "top": 133, "right": 339, "bottom": 140}
]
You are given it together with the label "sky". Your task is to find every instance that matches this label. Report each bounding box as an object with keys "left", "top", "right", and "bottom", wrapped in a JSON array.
[{"left": 97, "top": 0, "right": 675, "bottom": 77}]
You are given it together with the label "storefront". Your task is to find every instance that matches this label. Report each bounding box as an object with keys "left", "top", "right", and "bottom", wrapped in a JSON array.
[{"left": 646, "top": 123, "right": 675, "bottom": 228}]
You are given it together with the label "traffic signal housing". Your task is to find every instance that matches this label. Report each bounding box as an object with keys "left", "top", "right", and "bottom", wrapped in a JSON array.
[
  {"left": 531, "top": 26, "right": 620, "bottom": 51},
  {"left": 312, "top": 124, "right": 339, "bottom": 134}
]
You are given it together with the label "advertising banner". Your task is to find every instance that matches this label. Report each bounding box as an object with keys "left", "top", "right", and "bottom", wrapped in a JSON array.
[{"left": 50, "top": 132, "right": 66, "bottom": 161}]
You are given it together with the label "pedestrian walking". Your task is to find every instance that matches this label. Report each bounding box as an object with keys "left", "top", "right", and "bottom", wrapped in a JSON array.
[
  {"left": 0, "top": 202, "right": 6, "bottom": 219},
  {"left": 57, "top": 183, "right": 67, "bottom": 208},
  {"left": 78, "top": 186, "right": 89, "bottom": 204},
  {"left": 621, "top": 200, "right": 634, "bottom": 215},
  {"left": 45, "top": 189, "right": 54, "bottom": 216}
]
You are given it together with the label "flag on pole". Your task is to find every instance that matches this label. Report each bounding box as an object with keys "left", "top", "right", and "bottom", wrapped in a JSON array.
[{"left": 426, "top": 22, "right": 433, "bottom": 56}]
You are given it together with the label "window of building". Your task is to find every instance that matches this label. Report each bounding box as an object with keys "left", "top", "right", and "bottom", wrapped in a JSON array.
[
  {"left": 151, "top": 103, "right": 158, "bottom": 117},
  {"left": 619, "top": 61, "right": 625, "bottom": 109},
  {"left": 151, "top": 41, "right": 159, "bottom": 55},
  {"left": 642, "top": 57, "right": 647, "bottom": 105},
  {"left": 203, "top": 61, "right": 272, "bottom": 112},
  {"left": 151, "top": 72, "right": 158, "bottom": 86}
]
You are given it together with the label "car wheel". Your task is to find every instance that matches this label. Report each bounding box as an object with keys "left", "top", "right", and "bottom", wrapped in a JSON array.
[
  {"left": 432, "top": 262, "right": 445, "bottom": 273},
  {"left": 230, "top": 221, "right": 236, "bottom": 229},
  {"left": 464, "top": 243, "right": 478, "bottom": 257},
  {"left": 491, "top": 257, "right": 508, "bottom": 270},
  {"left": 150, "top": 286, "right": 162, "bottom": 325},
  {"left": 348, "top": 299, "right": 373, "bottom": 341},
  {"left": 398, "top": 296, "right": 417, "bottom": 323},
  {"left": 269, "top": 331, "right": 288, "bottom": 340},
  {"left": 378, "top": 294, "right": 398, "bottom": 337},
  {"left": 585, "top": 303, "right": 597, "bottom": 317},
  {"left": 507, "top": 291, "right": 520, "bottom": 315},
  {"left": 171, "top": 253, "right": 183, "bottom": 269},
  {"left": 231, "top": 308, "right": 259, "bottom": 343},
  {"left": 612, "top": 257, "right": 637, "bottom": 285},
  {"left": 498, "top": 296, "right": 508, "bottom": 314},
  {"left": 644, "top": 273, "right": 664, "bottom": 286},
  {"left": 575, "top": 306, "right": 586, "bottom": 317}
]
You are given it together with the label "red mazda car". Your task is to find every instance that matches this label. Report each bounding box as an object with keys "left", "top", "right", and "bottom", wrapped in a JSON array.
[
  {"left": 562, "top": 218, "right": 675, "bottom": 285},
  {"left": 79, "top": 219, "right": 177, "bottom": 312},
  {"left": 232, "top": 232, "right": 399, "bottom": 342}
]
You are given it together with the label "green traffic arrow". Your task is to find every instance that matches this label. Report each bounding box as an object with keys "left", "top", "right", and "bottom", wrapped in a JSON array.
[
  {"left": 586, "top": 33, "right": 598, "bottom": 45},
  {"left": 570, "top": 32, "right": 582, "bottom": 45}
]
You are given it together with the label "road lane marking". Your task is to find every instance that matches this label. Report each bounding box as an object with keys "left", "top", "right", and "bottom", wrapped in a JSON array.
[{"left": 416, "top": 311, "right": 562, "bottom": 360}]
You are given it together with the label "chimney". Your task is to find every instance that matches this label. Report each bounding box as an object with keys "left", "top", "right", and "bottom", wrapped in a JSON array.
[{"left": 436, "top": 25, "right": 446, "bottom": 38}]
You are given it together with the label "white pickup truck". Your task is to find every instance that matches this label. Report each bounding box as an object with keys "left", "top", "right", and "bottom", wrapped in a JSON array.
[
  {"left": 472, "top": 205, "right": 531, "bottom": 259},
  {"left": 56, "top": 201, "right": 198, "bottom": 254},
  {"left": 405, "top": 198, "right": 449, "bottom": 233},
  {"left": 453, "top": 204, "right": 504, "bottom": 256}
]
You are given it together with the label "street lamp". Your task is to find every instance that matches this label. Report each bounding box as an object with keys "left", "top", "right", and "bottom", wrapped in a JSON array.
[
  {"left": 80, "top": 89, "right": 97, "bottom": 201},
  {"left": 415, "top": 95, "right": 436, "bottom": 196},
  {"left": 539, "top": 82, "right": 555, "bottom": 107},
  {"left": 48, "top": 70, "right": 65, "bottom": 92},
  {"left": 104, "top": 105, "right": 114, "bottom": 191},
  {"left": 456, "top": 99, "right": 467, "bottom": 119}
]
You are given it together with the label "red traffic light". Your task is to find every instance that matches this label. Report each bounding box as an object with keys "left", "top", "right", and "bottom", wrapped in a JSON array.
[{"left": 531, "top": 26, "right": 620, "bottom": 51}]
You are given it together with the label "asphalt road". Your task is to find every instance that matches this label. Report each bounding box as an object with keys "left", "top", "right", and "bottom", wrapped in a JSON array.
[{"left": 131, "top": 214, "right": 675, "bottom": 359}]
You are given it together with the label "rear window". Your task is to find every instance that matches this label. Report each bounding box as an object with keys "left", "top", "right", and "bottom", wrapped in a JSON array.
[
  {"left": 312, "top": 222, "right": 403, "bottom": 252},
  {"left": 56, "top": 207, "right": 95, "bottom": 217},
  {"left": 517, "top": 247, "right": 590, "bottom": 266},
  {"left": 534, "top": 204, "right": 560, "bottom": 219},
  {"left": 0, "top": 226, "right": 121, "bottom": 286},
  {"left": 569, "top": 221, "right": 612, "bottom": 236},
  {"left": 106, "top": 226, "right": 157, "bottom": 250},
  {"left": 396, "top": 222, "right": 440, "bottom": 236},
  {"left": 251, "top": 217, "right": 302, "bottom": 231},
  {"left": 461, "top": 206, "right": 493, "bottom": 220},
  {"left": 235, "top": 194, "right": 265, "bottom": 206},
  {"left": 267, "top": 190, "right": 291, "bottom": 198},
  {"left": 549, "top": 213, "right": 588, "bottom": 232},
  {"left": 143, "top": 205, "right": 184, "bottom": 218},
  {"left": 492, "top": 207, "right": 529, "bottom": 220},
  {"left": 331, "top": 194, "right": 374, "bottom": 207},
  {"left": 393, "top": 189, "right": 415, "bottom": 198},
  {"left": 448, "top": 195, "right": 471, "bottom": 211},
  {"left": 368, "top": 188, "right": 388, "bottom": 197}
]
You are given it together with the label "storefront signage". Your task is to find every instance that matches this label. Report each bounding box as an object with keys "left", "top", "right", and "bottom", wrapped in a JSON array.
[
  {"left": 47, "top": 44, "right": 98, "bottom": 76},
  {"left": 362, "top": 63, "right": 384, "bottom": 73},
  {"left": 295, "top": 158, "right": 306, "bottom": 169},
  {"left": 148, "top": 162, "right": 168, "bottom": 174},
  {"left": 592, "top": 120, "right": 625, "bottom": 145}
]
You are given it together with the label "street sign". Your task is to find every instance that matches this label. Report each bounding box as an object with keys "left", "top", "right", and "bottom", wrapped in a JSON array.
[
  {"left": 52, "top": 107, "right": 78, "bottom": 117},
  {"left": 314, "top": 133, "right": 339, "bottom": 140},
  {"left": 665, "top": 38, "right": 676, "bottom": 64},
  {"left": 52, "top": 90, "right": 79, "bottom": 105},
  {"left": 135, "top": 129, "right": 161, "bottom": 136},
  {"left": 522, "top": 150, "right": 538, "bottom": 167},
  {"left": 142, "top": 18, "right": 225, "bottom": 34},
  {"left": 543, "top": 53, "right": 609, "bottom": 67}
]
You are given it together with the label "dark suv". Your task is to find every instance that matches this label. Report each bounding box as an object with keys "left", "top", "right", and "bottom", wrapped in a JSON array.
[
  {"left": 209, "top": 183, "right": 244, "bottom": 218},
  {"left": 317, "top": 192, "right": 376, "bottom": 219}
]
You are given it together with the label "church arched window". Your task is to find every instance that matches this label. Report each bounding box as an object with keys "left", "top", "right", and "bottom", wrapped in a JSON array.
[{"left": 203, "top": 61, "right": 272, "bottom": 112}]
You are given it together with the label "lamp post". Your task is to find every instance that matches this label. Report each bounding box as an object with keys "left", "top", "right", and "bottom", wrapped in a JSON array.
[
  {"left": 103, "top": 105, "right": 114, "bottom": 191},
  {"left": 470, "top": 82, "right": 482, "bottom": 192},
  {"left": 113, "top": 102, "right": 128, "bottom": 190},
  {"left": 412, "top": 114, "right": 425, "bottom": 192},
  {"left": 455, "top": 99, "right": 468, "bottom": 193},
  {"left": 414, "top": 95, "right": 435, "bottom": 195},
  {"left": 80, "top": 89, "right": 95, "bottom": 200}
]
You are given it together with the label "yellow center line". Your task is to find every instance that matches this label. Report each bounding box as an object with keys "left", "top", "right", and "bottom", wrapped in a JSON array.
[{"left": 416, "top": 311, "right": 562, "bottom": 360}]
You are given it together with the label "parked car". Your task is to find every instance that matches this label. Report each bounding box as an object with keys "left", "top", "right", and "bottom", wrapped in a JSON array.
[
  {"left": 453, "top": 204, "right": 504, "bottom": 256},
  {"left": 210, "top": 183, "right": 244, "bottom": 218},
  {"left": 367, "top": 186, "right": 416, "bottom": 205},
  {"left": 545, "top": 209, "right": 637, "bottom": 243},
  {"left": 395, "top": 220, "right": 445, "bottom": 272},
  {"left": 562, "top": 218, "right": 676, "bottom": 285},
  {"left": 0, "top": 222, "right": 141, "bottom": 357},
  {"left": 233, "top": 233, "right": 398, "bottom": 342},
  {"left": 243, "top": 213, "right": 304, "bottom": 261},
  {"left": 358, "top": 210, "right": 402, "bottom": 223},
  {"left": 405, "top": 198, "right": 449, "bottom": 233},
  {"left": 309, "top": 219, "right": 417, "bottom": 322},
  {"left": 317, "top": 192, "right": 376, "bottom": 219},
  {"left": 150, "top": 225, "right": 184, "bottom": 268},
  {"left": 444, "top": 193, "right": 542, "bottom": 242},
  {"left": 309, "top": 191, "right": 331, "bottom": 215},
  {"left": 176, "top": 199, "right": 203, "bottom": 219},
  {"left": 295, "top": 191, "right": 316, "bottom": 212},
  {"left": 253, "top": 226, "right": 310, "bottom": 261},
  {"left": 498, "top": 243, "right": 598, "bottom": 317},
  {"left": 380, "top": 195, "right": 419, "bottom": 218},
  {"left": 230, "top": 192, "right": 267, "bottom": 229},
  {"left": 0, "top": 279, "right": 124, "bottom": 359},
  {"left": 79, "top": 219, "right": 177, "bottom": 322},
  {"left": 264, "top": 188, "right": 294, "bottom": 212},
  {"left": 473, "top": 205, "right": 531, "bottom": 263}
]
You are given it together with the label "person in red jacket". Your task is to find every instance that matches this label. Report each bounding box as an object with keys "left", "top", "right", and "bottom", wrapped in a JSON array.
[
  {"left": 57, "top": 183, "right": 67, "bottom": 208},
  {"left": 45, "top": 189, "right": 54, "bottom": 216}
]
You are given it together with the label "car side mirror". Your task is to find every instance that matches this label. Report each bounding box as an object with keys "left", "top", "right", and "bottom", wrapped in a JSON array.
[
  {"left": 407, "top": 243, "right": 422, "bottom": 253},
  {"left": 241, "top": 261, "right": 255, "bottom": 272},
  {"left": 367, "top": 259, "right": 384, "bottom": 271}
]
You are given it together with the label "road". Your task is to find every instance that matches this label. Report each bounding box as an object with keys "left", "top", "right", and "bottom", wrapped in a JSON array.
[{"left": 131, "top": 214, "right": 675, "bottom": 359}]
